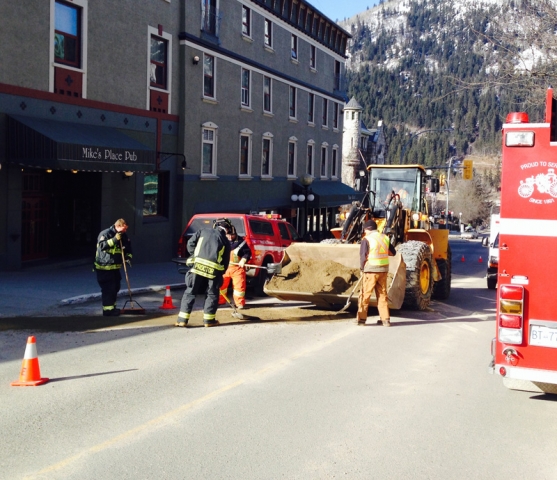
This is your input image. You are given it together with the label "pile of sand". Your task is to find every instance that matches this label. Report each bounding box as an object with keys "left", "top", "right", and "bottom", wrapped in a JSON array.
[{"left": 267, "top": 258, "right": 360, "bottom": 294}]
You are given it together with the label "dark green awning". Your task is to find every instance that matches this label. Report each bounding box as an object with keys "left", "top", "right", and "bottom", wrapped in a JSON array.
[
  {"left": 295, "top": 180, "right": 363, "bottom": 208},
  {"left": 7, "top": 115, "right": 156, "bottom": 172}
]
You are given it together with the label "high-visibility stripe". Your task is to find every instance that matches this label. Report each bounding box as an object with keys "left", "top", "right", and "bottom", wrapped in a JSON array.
[
  {"left": 203, "top": 313, "right": 216, "bottom": 320},
  {"left": 500, "top": 218, "right": 557, "bottom": 237},
  {"left": 24, "top": 342, "right": 38, "bottom": 360},
  {"left": 233, "top": 290, "right": 245, "bottom": 297},
  {"left": 178, "top": 312, "right": 190, "bottom": 320}
]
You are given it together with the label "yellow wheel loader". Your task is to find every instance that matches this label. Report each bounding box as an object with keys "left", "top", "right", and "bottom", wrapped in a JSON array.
[{"left": 264, "top": 165, "right": 451, "bottom": 311}]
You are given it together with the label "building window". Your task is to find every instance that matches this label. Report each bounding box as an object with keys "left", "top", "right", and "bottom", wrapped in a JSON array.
[
  {"left": 203, "top": 54, "right": 215, "bottom": 98},
  {"left": 263, "top": 76, "right": 272, "bottom": 113},
  {"left": 291, "top": 34, "right": 298, "bottom": 60},
  {"left": 288, "top": 139, "right": 297, "bottom": 177},
  {"left": 289, "top": 86, "right": 296, "bottom": 119},
  {"left": 239, "top": 131, "right": 252, "bottom": 176},
  {"left": 310, "top": 45, "right": 316, "bottom": 70},
  {"left": 149, "top": 35, "right": 167, "bottom": 89},
  {"left": 334, "top": 60, "right": 341, "bottom": 90},
  {"left": 143, "top": 172, "right": 169, "bottom": 218},
  {"left": 54, "top": 1, "right": 81, "bottom": 67},
  {"left": 331, "top": 146, "right": 339, "bottom": 178},
  {"left": 320, "top": 145, "right": 328, "bottom": 178},
  {"left": 322, "top": 98, "right": 328, "bottom": 127},
  {"left": 201, "top": 0, "right": 219, "bottom": 36},
  {"left": 241, "top": 68, "right": 250, "bottom": 107},
  {"left": 262, "top": 134, "right": 273, "bottom": 177},
  {"left": 306, "top": 142, "right": 314, "bottom": 176},
  {"left": 242, "top": 5, "right": 251, "bottom": 37},
  {"left": 264, "top": 19, "right": 273, "bottom": 48},
  {"left": 202, "top": 125, "right": 217, "bottom": 175},
  {"left": 333, "top": 102, "right": 339, "bottom": 130},
  {"left": 308, "top": 93, "right": 315, "bottom": 124}
]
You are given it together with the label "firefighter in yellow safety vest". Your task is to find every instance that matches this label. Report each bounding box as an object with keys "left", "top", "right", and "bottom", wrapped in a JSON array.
[{"left": 356, "top": 220, "right": 396, "bottom": 327}]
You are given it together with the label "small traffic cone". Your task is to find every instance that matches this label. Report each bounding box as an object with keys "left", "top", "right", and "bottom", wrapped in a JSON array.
[
  {"left": 159, "top": 286, "right": 176, "bottom": 310},
  {"left": 479, "top": 256, "right": 483, "bottom": 263},
  {"left": 11, "top": 336, "right": 49, "bottom": 386},
  {"left": 461, "top": 255, "right": 465, "bottom": 262}
]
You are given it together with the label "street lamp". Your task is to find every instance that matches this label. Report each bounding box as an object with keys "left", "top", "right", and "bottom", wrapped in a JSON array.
[
  {"left": 399, "top": 128, "right": 453, "bottom": 164},
  {"left": 459, "top": 212, "right": 463, "bottom": 232},
  {"left": 291, "top": 173, "right": 315, "bottom": 237}
]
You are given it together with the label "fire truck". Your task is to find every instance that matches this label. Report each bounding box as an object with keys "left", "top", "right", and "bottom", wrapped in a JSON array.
[{"left": 489, "top": 88, "right": 557, "bottom": 394}]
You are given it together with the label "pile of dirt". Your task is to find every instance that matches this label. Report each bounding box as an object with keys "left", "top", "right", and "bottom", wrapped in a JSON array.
[{"left": 267, "top": 258, "right": 360, "bottom": 294}]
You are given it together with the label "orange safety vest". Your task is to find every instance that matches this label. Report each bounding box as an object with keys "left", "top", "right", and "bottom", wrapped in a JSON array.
[{"left": 364, "top": 232, "right": 390, "bottom": 271}]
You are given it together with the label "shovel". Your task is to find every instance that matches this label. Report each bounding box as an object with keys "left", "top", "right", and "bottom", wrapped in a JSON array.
[
  {"left": 337, "top": 274, "right": 363, "bottom": 314},
  {"left": 119, "top": 239, "right": 145, "bottom": 315},
  {"left": 220, "top": 291, "right": 244, "bottom": 320}
]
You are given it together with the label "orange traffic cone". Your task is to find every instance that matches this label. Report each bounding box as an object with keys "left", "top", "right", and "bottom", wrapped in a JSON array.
[
  {"left": 461, "top": 255, "right": 465, "bottom": 262},
  {"left": 11, "top": 336, "right": 49, "bottom": 386},
  {"left": 479, "top": 256, "right": 483, "bottom": 263},
  {"left": 159, "top": 286, "right": 176, "bottom": 310}
]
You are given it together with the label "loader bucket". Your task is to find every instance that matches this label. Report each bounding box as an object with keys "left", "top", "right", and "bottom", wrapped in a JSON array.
[{"left": 265, "top": 243, "right": 406, "bottom": 311}]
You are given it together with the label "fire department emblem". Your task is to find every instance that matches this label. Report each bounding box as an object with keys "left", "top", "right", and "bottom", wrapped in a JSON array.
[{"left": 518, "top": 168, "right": 557, "bottom": 198}]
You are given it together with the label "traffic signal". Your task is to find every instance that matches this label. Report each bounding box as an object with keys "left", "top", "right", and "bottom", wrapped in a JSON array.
[
  {"left": 440, "top": 174, "right": 446, "bottom": 186},
  {"left": 429, "top": 178, "right": 440, "bottom": 193},
  {"left": 462, "top": 159, "right": 473, "bottom": 180}
]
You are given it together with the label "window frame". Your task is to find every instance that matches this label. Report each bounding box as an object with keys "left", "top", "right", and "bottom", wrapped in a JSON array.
[
  {"left": 264, "top": 18, "right": 273, "bottom": 48},
  {"left": 241, "top": 68, "right": 251, "bottom": 108},
  {"left": 149, "top": 34, "right": 168, "bottom": 89},
  {"left": 320, "top": 143, "right": 328, "bottom": 179},
  {"left": 261, "top": 133, "right": 274, "bottom": 178},
  {"left": 203, "top": 53, "right": 216, "bottom": 99},
  {"left": 322, "top": 97, "right": 328, "bottom": 128},
  {"left": 263, "top": 76, "right": 272, "bottom": 114},
  {"left": 291, "top": 34, "right": 298, "bottom": 61},
  {"left": 309, "top": 44, "right": 316, "bottom": 70},
  {"left": 333, "top": 102, "right": 339, "bottom": 130},
  {"left": 201, "top": 0, "right": 219, "bottom": 37},
  {"left": 239, "top": 129, "right": 253, "bottom": 177},
  {"left": 201, "top": 122, "right": 218, "bottom": 177},
  {"left": 331, "top": 145, "right": 339, "bottom": 178},
  {"left": 287, "top": 137, "right": 298, "bottom": 178},
  {"left": 143, "top": 171, "right": 170, "bottom": 219},
  {"left": 242, "top": 5, "right": 251, "bottom": 38},
  {"left": 54, "top": 0, "right": 81, "bottom": 68},
  {"left": 306, "top": 140, "right": 315, "bottom": 177},
  {"left": 289, "top": 86, "right": 297, "bottom": 120},
  {"left": 308, "top": 92, "right": 315, "bottom": 124}
]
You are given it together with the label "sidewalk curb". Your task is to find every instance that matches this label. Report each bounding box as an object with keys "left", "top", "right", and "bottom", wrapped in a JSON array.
[{"left": 60, "top": 283, "right": 186, "bottom": 306}]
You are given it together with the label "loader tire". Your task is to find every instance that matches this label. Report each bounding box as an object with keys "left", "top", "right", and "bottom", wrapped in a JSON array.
[
  {"left": 432, "top": 244, "right": 452, "bottom": 300},
  {"left": 398, "top": 240, "right": 433, "bottom": 311}
]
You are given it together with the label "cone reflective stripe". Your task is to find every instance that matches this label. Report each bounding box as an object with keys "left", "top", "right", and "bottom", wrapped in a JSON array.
[
  {"left": 479, "top": 256, "right": 483, "bottom": 263},
  {"left": 159, "top": 286, "right": 176, "bottom": 310},
  {"left": 11, "top": 336, "right": 49, "bottom": 387},
  {"left": 461, "top": 255, "right": 465, "bottom": 262}
]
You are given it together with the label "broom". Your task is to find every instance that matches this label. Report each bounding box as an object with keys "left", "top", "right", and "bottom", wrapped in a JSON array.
[{"left": 119, "top": 239, "right": 146, "bottom": 315}]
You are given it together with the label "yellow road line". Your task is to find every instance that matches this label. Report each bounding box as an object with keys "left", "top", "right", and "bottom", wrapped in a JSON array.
[{"left": 25, "top": 328, "right": 354, "bottom": 479}]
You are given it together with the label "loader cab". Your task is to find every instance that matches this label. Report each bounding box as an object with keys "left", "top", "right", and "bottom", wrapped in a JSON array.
[{"left": 367, "top": 166, "right": 425, "bottom": 214}]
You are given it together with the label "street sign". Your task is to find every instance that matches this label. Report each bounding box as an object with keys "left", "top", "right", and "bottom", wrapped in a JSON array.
[{"left": 462, "top": 159, "right": 473, "bottom": 180}]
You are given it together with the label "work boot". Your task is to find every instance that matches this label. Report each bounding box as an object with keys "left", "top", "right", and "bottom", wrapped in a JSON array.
[
  {"left": 204, "top": 320, "right": 220, "bottom": 327},
  {"left": 103, "top": 309, "right": 120, "bottom": 317},
  {"left": 355, "top": 316, "right": 366, "bottom": 325},
  {"left": 376, "top": 318, "right": 391, "bottom": 327},
  {"left": 236, "top": 305, "right": 245, "bottom": 310},
  {"left": 175, "top": 321, "right": 187, "bottom": 328}
]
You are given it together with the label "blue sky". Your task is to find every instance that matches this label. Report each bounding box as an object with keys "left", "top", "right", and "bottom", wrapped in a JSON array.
[{"left": 309, "top": 0, "right": 380, "bottom": 22}]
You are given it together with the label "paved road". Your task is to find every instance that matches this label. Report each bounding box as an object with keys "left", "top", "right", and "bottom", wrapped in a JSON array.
[{"left": 7, "top": 239, "right": 553, "bottom": 480}]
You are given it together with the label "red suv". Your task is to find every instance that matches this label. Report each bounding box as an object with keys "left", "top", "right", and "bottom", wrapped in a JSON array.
[{"left": 176, "top": 213, "right": 301, "bottom": 294}]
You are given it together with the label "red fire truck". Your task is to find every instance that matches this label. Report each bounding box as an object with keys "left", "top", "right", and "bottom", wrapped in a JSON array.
[{"left": 489, "top": 88, "right": 557, "bottom": 394}]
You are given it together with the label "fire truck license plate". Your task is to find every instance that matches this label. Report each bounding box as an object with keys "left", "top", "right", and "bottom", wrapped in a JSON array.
[{"left": 530, "top": 325, "right": 557, "bottom": 347}]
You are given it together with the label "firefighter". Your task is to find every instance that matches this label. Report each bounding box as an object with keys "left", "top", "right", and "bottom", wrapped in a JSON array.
[
  {"left": 94, "top": 218, "right": 133, "bottom": 317},
  {"left": 219, "top": 225, "right": 252, "bottom": 309},
  {"left": 176, "top": 218, "right": 231, "bottom": 327},
  {"left": 356, "top": 219, "right": 396, "bottom": 327}
]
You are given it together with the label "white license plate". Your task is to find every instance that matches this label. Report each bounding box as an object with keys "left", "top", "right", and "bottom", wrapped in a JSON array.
[{"left": 530, "top": 325, "right": 557, "bottom": 348}]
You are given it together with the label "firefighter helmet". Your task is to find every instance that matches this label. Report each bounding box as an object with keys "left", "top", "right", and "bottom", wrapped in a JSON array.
[{"left": 213, "top": 218, "right": 233, "bottom": 234}]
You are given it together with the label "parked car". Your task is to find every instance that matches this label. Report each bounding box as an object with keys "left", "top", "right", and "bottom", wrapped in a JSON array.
[
  {"left": 461, "top": 227, "right": 479, "bottom": 239},
  {"left": 487, "top": 233, "right": 499, "bottom": 290},
  {"left": 176, "top": 213, "right": 301, "bottom": 294}
]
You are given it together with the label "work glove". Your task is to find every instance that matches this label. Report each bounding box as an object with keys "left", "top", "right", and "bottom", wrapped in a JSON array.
[
  {"left": 114, "top": 233, "right": 122, "bottom": 241},
  {"left": 125, "top": 259, "right": 132, "bottom": 268},
  {"left": 238, "top": 258, "right": 247, "bottom": 268}
]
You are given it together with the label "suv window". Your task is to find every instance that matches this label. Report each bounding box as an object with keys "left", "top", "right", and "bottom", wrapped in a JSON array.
[
  {"left": 493, "top": 233, "right": 499, "bottom": 248},
  {"left": 186, "top": 217, "right": 245, "bottom": 236},
  {"left": 278, "top": 222, "right": 290, "bottom": 240},
  {"left": 287, "top": 223, "right": 301, "bottom": 241},
  {"left": 249, "top": 219, "right": 274, "bottom": 236}
]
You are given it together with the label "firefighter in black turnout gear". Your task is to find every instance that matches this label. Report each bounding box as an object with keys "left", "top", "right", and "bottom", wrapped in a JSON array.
[
  {"left": 94, "top": 218, "right": 133, "bottom": 316},
  {"left": 176, "top": 218, "right": 231, "bottom": 327}
]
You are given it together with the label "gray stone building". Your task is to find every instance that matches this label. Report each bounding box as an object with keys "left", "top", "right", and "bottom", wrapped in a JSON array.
[{"left": 0, "top": 0, "right": 357, "bottom": 271}]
